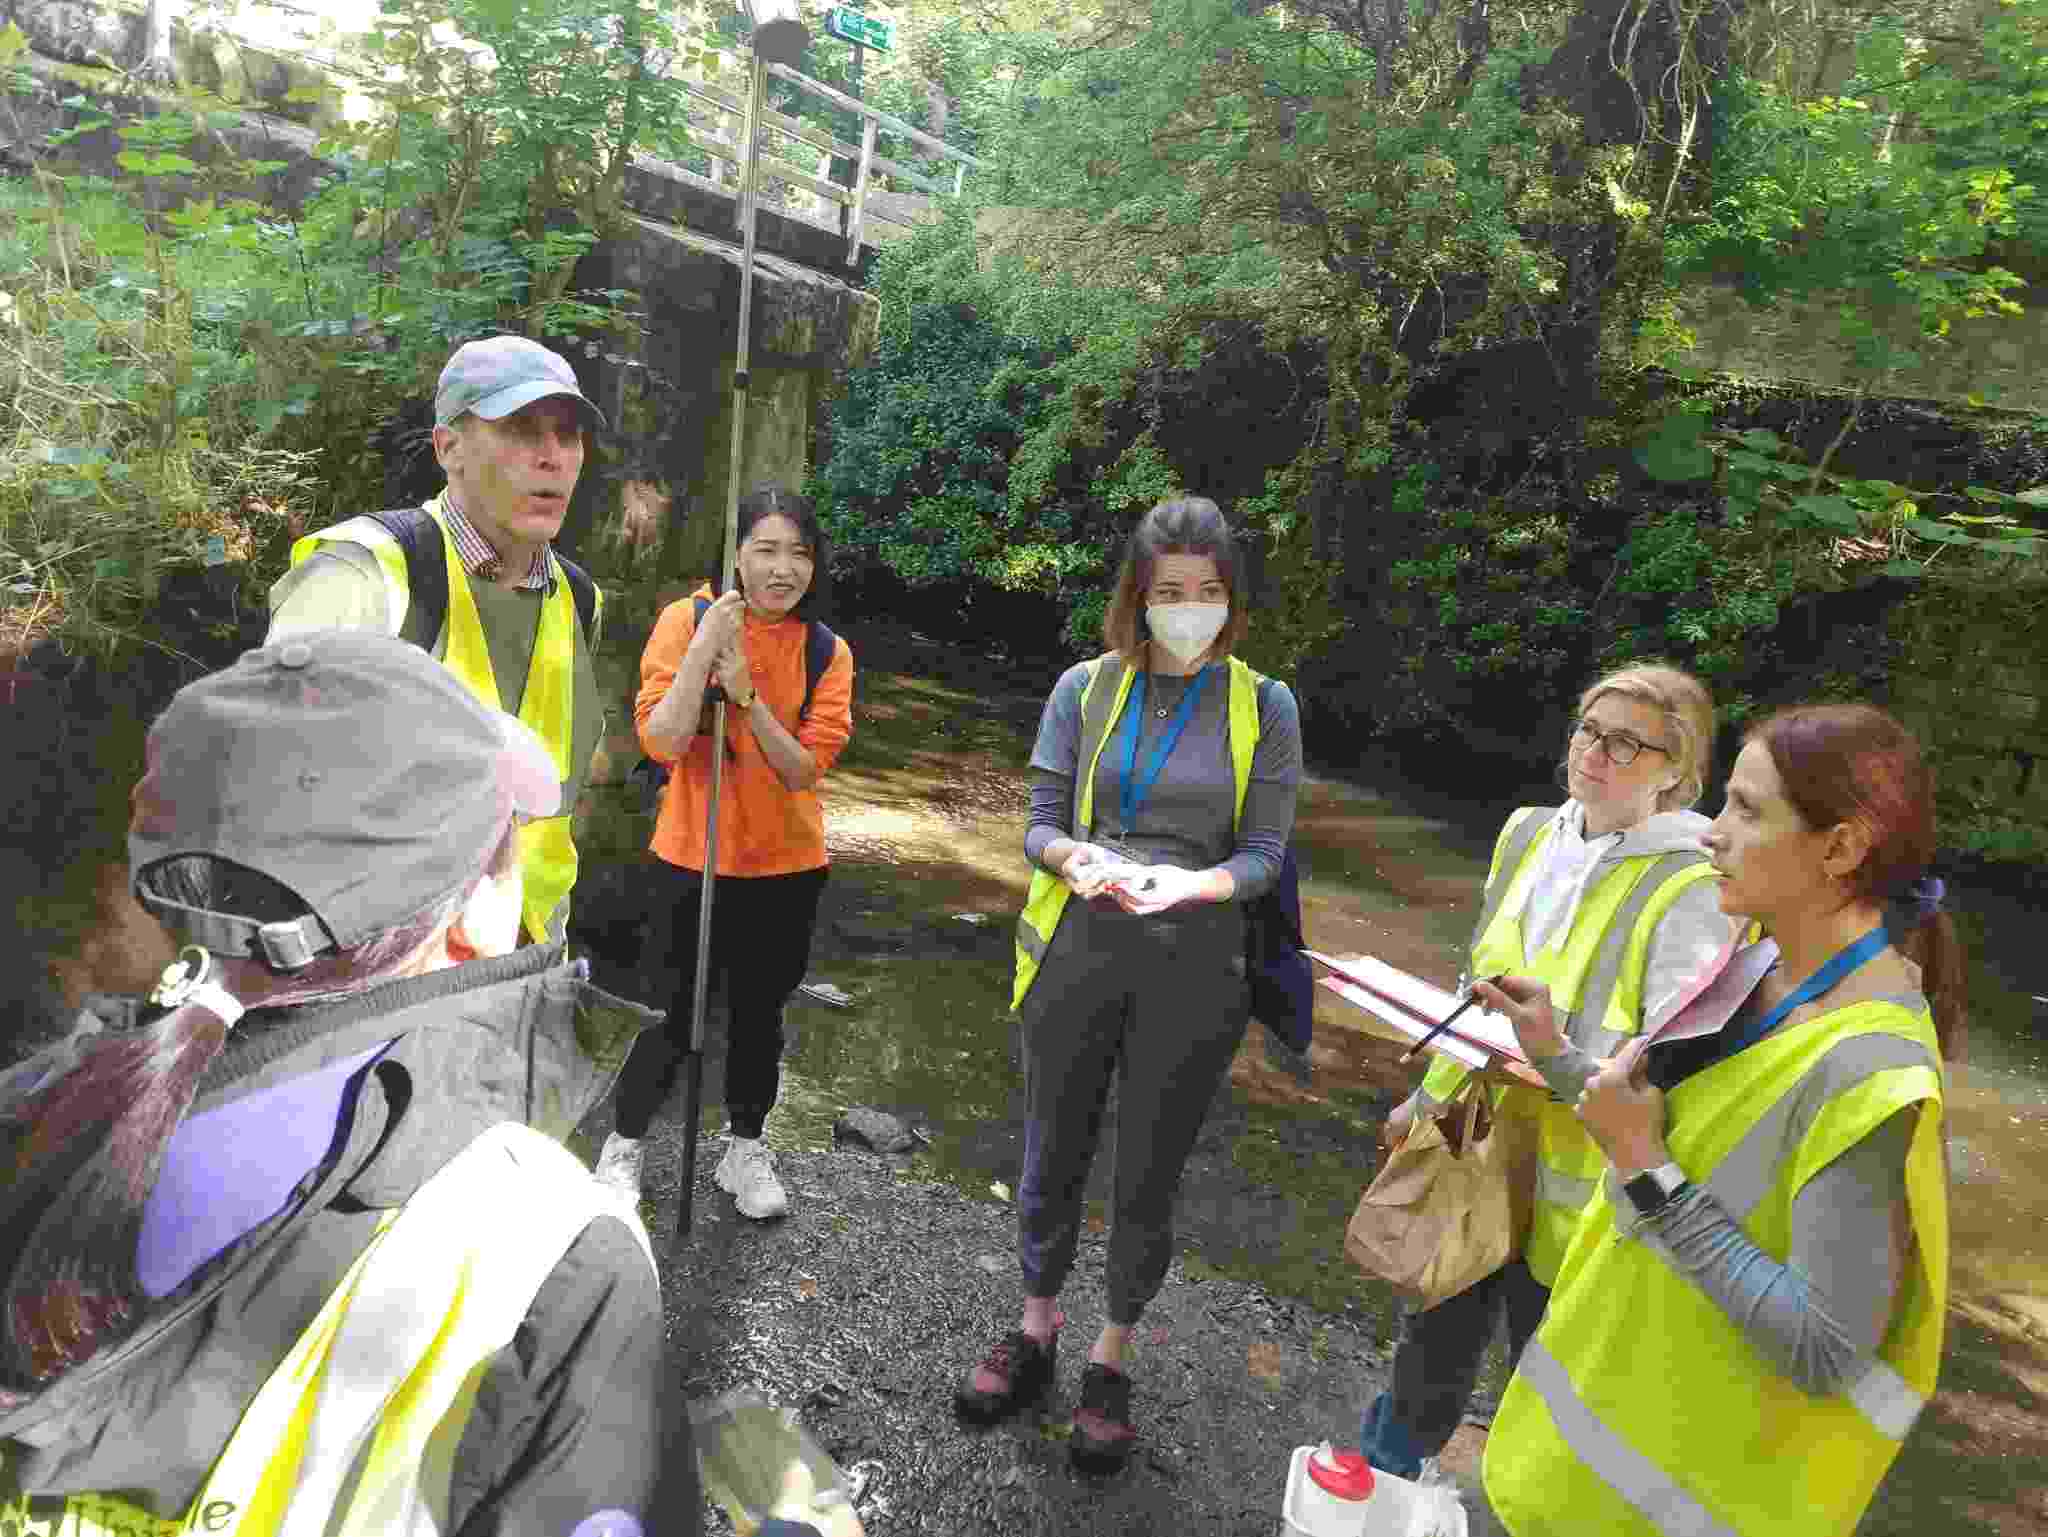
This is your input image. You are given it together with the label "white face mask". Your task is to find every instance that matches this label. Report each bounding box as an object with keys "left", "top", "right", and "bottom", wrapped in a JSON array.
[{"left": 1146, "top": 602, "right": 1229, "bottom": 665}]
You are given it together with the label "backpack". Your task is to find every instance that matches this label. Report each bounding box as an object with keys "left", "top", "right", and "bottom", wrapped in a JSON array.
[
  {"left": 365, "top": 506, "right": 599, "bottom": 646},
  {"left": 629, "top": 595, "right": 838, "bottom": 812},
  {"left": 1232, "top": 675, "right": 1312, "bottom": 1060},
  {"left": 1248, "top": 842, "right": 1314, "bottom": 1062}
]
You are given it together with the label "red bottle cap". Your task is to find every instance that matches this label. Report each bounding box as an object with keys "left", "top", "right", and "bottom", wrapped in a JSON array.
[{"left": 1306, "top": 1447, "right": 1377, "bottom": 1501}]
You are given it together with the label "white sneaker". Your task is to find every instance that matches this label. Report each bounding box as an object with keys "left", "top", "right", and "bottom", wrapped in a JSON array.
[
  {"left": 593, "top": 1132, "right": 644, "bottom": 1202},
  {"left": 714, "top": 1135, "right": 788, "bottom": 1219}
]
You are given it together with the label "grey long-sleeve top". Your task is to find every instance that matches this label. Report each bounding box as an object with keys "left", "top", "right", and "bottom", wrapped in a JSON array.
[
  {"left": 1535, "top": 982, "right": 1923, "bottom": 1397},
  {"left": 1022, "top": 659, "right": 1302, "bottom": 902}
]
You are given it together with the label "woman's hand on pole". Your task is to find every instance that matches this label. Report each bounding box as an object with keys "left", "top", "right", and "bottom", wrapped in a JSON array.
[
  {"left": 688, "top": 589, "right": 748, "bottom": 665},
  {"left": 1471, "top": 974, "right": 1569, "bottom": 1061},
  {"left": 644, "top": 595, "right": 741, "bottom": 756},
  {"left": 1574, "top": 1038, "right": 1671, "bottom": 1174}
]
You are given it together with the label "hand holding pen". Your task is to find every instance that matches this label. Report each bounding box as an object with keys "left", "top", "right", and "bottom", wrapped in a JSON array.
[
  {"left": 1469, "top": 974, "right": 1570, "bottom": 1063},
  {"left": 1399, "top": 973, "right": 1506, "bottom": 1065}
]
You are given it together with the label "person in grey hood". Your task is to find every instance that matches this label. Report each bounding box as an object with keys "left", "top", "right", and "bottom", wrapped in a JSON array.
[
  {"left": 0, "top": 630, "right": 835, "bottom": 1537},
  {"left": 1352, "top": 662, "right": 1737, "bottom": 1483}
]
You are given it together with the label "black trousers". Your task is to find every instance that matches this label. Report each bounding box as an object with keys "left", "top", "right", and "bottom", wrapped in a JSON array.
[
  {"left": 1016, "top": 897, "right": 1250, "bottom": 1325},
  {"left": 1363, "top": 1259, "right": 1551, "bottom": 1468},
  {"left": 612, "top": 861, "right": 828, "bottom": 1142}
]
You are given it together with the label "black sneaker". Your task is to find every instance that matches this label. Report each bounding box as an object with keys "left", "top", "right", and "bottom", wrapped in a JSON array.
[
  {"left": 955, "top": 1326, "right": 1057, "bottom": 1425},
  {"left": 1070, "top": 1362, "right": 1138, "bottom": 1474}
]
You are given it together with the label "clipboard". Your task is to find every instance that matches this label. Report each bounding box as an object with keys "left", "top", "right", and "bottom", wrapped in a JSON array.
[{"left": 1308, "top": 950, "right": 1548, "bottom": 1089}]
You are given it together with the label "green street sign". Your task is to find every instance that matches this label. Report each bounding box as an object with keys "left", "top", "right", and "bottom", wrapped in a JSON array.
[{"left": 824, "top": 6, "right": 893, "bottom": 50}]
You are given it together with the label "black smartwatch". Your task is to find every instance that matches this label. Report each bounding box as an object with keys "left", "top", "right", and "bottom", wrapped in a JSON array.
[{"left": 1622, "top": 1161, "right": 1690, "bottom": 1218}]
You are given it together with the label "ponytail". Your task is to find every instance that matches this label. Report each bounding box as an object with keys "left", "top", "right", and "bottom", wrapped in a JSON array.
[
  {"left": 0, "top": 960, "right": 240, "bottom": 1389},
  {"left": 1897, "top": 910, "right": 1968, "bottom": 1066}
]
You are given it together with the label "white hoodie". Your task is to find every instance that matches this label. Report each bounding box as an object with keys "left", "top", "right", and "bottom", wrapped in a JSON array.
[{"left": 1508, "top": 801, "right": 1735, "bottom": 1040}]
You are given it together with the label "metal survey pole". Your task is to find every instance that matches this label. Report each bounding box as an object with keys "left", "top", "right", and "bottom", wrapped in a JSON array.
[{"left": 674, "top": 1, "right": 808, "bottom": 1251}]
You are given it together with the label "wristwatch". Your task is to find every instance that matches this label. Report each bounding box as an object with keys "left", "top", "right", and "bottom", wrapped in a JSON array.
[{"left": 1622, "top": 1161, "right": 1690, "bottom": 1218}]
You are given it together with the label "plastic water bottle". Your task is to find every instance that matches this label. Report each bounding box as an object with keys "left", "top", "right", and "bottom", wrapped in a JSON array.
[
  {"left": 1280, "top": 1442, "right": 1423, "bottom": 1536},
  {"left": 690, "top": 1390, "right": 854, "bottom": 1536}
]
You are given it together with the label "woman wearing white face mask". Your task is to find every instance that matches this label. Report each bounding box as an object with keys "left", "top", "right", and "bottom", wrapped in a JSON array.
[{"left": 954, "top": 496, "right": 1303, "bottom": 1473}]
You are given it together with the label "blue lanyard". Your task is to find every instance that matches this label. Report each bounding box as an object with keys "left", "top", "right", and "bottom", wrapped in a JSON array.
[
  {"left": 1718, "top": 925, "right": 1889, "bottom": 1059},
  {"left": 1115, "top": 665, "right": 1215, "bottom": 835}
]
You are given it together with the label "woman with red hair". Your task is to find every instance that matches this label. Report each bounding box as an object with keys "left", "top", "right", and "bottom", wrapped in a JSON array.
[{"left": 1479, "top": 702, "right": 1961, "bottom": 1537}]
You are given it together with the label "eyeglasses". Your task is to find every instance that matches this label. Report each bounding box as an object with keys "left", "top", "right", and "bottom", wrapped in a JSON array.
[{"left": 1571, "top": 718, "right": 1670, "bottom": 767}]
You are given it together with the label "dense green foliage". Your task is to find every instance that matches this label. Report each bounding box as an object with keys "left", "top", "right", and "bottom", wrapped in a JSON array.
[
  {"left": 2, "top": 0, "right": 2045, "bottom": 851},
  {"left": 0, "top": 0, "right": 706, "bottom": 660},
  {"left": 802, "top": 0, "right": 2045, "bottom": 853}
]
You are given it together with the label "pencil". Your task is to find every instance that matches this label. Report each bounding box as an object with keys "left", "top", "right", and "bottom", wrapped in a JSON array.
[{"left": 1399, "top": 975, "right": 1503, "bottom": 1065}]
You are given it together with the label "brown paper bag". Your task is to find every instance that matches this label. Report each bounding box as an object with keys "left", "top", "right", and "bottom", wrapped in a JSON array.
[{"left": 1344, "top": 1082, "right": 1534, "bottom": 1309}]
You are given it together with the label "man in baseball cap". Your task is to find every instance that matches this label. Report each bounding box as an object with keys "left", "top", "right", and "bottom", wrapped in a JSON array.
[
  {"left": 0, "top": 629, "right": 721, "bottom": 1536},
  {"left": 268, "top": 335, "right": 614, "bottom": 950}
]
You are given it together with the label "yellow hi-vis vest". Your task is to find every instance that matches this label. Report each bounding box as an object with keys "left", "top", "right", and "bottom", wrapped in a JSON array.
[
  {"left": 0, "top": 1123, "right": 655, "bottom": 1537},
  {"left": 289, "top": 496, "right": 598, "bottom": 944},
  {"left": 1012, "top": 654, "right": 1264, "bottom": 1011},
  {"left": 1483, "top": 998, "right": 1947, "bottom": 1537},
  {"left": 1417, "top": 807, "right": 1718, "bottom": 1284}
]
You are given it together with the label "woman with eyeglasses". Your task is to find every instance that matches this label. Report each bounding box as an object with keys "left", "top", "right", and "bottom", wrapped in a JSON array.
[
  {"left": 1353, "top": 663, "right": 1739, "bottom": 1482},
  {"left": 1478, "top": 703, "right": 1960, "bottom": 1537}
]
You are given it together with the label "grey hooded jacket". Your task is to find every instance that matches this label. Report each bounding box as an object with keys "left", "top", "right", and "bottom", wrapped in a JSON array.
[{"left": 0, "top": 946, "right": 694, "bottom": 1536}]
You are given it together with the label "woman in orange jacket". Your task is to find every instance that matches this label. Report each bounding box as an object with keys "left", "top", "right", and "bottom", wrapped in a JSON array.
[{"left": 594, "top": 486, "right": 854, "bottom": 1220}]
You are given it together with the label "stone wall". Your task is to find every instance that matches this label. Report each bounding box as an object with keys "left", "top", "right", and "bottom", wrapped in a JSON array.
[
  {"left": 1681, "top": 285, "right": 2048, "bottom": 416},
  {"left": 1887, "top": 586, "right": 2048, "bottom": 857}
]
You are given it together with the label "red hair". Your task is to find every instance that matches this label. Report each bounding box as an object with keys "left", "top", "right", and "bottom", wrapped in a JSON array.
[{"left": 1750, "top": 703, "right": 1966, "bottom": 1062}]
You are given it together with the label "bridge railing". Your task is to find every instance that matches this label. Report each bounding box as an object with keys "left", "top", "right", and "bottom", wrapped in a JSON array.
[{"left": 669, "top": 57, "right": 982, "bottom": 265}]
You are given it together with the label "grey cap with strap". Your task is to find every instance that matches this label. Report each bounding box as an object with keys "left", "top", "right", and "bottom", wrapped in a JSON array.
[{"left": 129, "top": 629, "right": 561, "bottom": 972}]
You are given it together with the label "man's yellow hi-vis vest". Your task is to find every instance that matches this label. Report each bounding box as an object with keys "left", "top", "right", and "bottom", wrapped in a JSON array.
[
  {"left": 1012, "top": 655, "right": 1264, "bottom": 1011},
  {"left": 290, "top": 497, "right": 597, "bottom": 944},
  {"left": 1418, "top": 807, "right": 1718, "bottom": 1284},
  {"left": 0, "top": 1124, "right": 654, "bottom": 1536}
]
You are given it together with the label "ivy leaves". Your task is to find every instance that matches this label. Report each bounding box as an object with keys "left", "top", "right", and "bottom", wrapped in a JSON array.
[{"left": 1635, "top": 409, "right": 2048, "bottom": 570}]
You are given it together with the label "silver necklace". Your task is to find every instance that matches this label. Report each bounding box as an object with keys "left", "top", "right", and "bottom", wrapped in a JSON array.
[{"left": 1151, "top": 669, "right": 1191, "bottom": 719}]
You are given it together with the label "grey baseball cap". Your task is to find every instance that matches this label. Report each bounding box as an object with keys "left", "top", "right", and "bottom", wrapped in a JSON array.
[
  {"left": 434, "top": 334, "right": 607, "bottom": 431},
  {"left": 130, "top": 629, "right": 561, "bottom": 972}
]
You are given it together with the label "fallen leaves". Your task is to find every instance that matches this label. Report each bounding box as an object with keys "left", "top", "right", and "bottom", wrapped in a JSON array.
[
  {"left": 1247, "top": 1339, "right": 1285, "bottom": 1388},
  {"left": 990, "top": 1181, "right": 1012, "bottom": 1202}
]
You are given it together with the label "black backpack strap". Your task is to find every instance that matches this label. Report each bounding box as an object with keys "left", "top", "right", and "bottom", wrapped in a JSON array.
[
  {"left": 800, "top": 620, "right": 837, "bottom": 722},
  {"left": 364, "top": 507, "right": 448, "bottom": 650},
  {"left": 553, "top": 550, "right": 599, "bottom": 643}
]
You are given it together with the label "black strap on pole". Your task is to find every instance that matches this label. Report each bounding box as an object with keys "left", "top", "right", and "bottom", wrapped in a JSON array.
[{"left": 673, "top": 47, "right": 768, "bottom": 1253}]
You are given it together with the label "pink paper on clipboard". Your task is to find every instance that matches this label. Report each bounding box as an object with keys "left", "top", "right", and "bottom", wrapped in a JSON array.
[{"left": 1308, "top": 950, "right": 1545, "bottom": 1086}]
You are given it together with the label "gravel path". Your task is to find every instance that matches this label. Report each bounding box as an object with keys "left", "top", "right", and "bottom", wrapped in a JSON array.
[{"left": 608, "top": 1121, "right": 1508, "bottom": 1536}]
